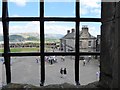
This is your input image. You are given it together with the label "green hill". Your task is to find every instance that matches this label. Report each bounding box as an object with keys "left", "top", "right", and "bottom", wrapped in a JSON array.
[
  {"left": 9, "top": 35, "right": 25, "bottom": 42},
  {"left": 26, "top": 36, "right": 39, "bottom": 41}
]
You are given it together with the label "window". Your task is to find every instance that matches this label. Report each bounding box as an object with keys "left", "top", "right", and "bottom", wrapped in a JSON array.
[
  {"left": 8, "top": 1, "right": 39, "bottom": 17},
  {"left": 0, "top": 1, "right": 2, "bottom": 17},
  {"left": 88, "top": 41, "right": 91, "bottom": 47},
  {"left": 1, "top": 0, "right": 101, "bottom": 86},
  {"left": 0, "top": 22, "right": 3, "bottom": 53}
]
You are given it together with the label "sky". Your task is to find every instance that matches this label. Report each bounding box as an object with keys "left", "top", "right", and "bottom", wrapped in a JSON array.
[{"left": 0, "top": 0, "right": 101, "bottom": 37}]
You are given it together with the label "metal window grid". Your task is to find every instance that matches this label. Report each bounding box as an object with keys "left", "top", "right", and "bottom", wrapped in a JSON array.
[{"left": 1, "top": 0, "right": 101, "bottom": 86}]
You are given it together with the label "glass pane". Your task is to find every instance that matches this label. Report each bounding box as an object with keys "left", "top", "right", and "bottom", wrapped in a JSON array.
[
  {"left": 0, "top": 57, "right": 6, "bottom": 87},
  {"left": 9, "top": 22, "right": 40, "bottom": 53},
  {"left": 45, "top": 1, "right": 75, "bottom": 17},
  {"left": 0, "top": 1, "right": 2, "bottom": 17},
  {"left": 0, "top": 21, "right": 3, "bottom": 87},
  {"left": 11, "top": 56, "right": 40, "bottom": 86},
  {"left": 79, "top": 55, "right": 100, "bottom": 85},
  {"left": 45, "top": 22, "right": 75, "bottom": 52},
  {"left": 0, "top": 22, "right": 3, "bottom": 87},
  {"left": 79, "top": 22, "right": 101, "bottom": 52},
  {"left": 0, "top": 22, "right": 3, "bottom": 53},
  {"left": 80, "top": 0, "right": 101, "bottom": 18},
  {"left": 8, "top": 1, "right": 39, "bottom": 17},
  {"left": 45, "top": 56, "right": 75, "bottom": 85}
]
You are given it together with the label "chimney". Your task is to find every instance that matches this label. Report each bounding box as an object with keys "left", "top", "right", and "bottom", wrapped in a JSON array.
[
  {"left": 71, "top": 29, "right": 75, "bottom": 33},
  {"left": 82, "top": 25, "right": 88, "bottom": 33},
  {"left": 67, "top": 30, "right": 70, "bottom": 34}
]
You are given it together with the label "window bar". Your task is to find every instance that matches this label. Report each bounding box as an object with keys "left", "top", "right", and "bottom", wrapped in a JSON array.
[
  {"left": 40, "top": 0, "right": 45, "bottom": 86},
  {"left": 7, "top": 17, "right": 101, "bottom": 22},
  {"left": 2, "top": 0, "right": 11, "bottom": 84},
  {"left": 7, "top": 51, "right": 100, "bottom": 57},
  {"left": 75, "top": 0, "right": 80, "bottom": 85},
  {"left": 0, "top": 18, "right": 2, "bottom": 21}
]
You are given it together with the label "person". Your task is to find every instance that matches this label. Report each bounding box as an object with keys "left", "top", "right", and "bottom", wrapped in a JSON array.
[
  {"left": 53, "top": 56, "right": 57, "bottom": 63},
  {"left": 10, "top": 59, "right": 12, "bottom": 65},
  {"left": 88, "top": 56, "right": 91, "bottom": 62},
  {"left": 63, "top": 68, "right": 67, "bottom": 77},
  {"left": 83, "top": 59, "right": 86, "bottom": 66},
  {"left": 0, "top": 58, "right": 4, "bottom": 64},
  {"left": 96, "top": 71, "right": 100, "bottom": 81},
  {"left": 48, "top": 56, "right": 51, "bottom": 63},
  {"left": 36, "top": 58, "right": 39, "bottom": 63},
  {"left": 61, "top": 56, "right": 65, "bottom": 61},
  {"left": 50, "top": 59, "right": 53, "bottom": 65},
  {"left": 60, "top": 68, "right": 63, "bottom": 78}
]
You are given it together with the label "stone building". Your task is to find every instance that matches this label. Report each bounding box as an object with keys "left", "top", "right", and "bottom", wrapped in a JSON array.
[
  {"left": 60, "top": 29, "right": 75, "bottom": 52},
  {"left": 60, "top": 25, "right": 97, "bottom": 52}
]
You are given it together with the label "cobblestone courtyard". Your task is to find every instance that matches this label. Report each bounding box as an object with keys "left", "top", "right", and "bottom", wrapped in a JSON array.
[{"left": 0, "top": 56, "right": 99, "bottom": 87}]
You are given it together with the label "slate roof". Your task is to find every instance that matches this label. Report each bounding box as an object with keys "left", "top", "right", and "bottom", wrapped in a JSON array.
[
  {"left": 60, "top": 31, "right": 96, "bottom": 40},
  {"left": 60, "top": 32, "right": 75, "bottom": 39},
  {"left": 79, "top": 31, "right": 96, "bottom": 39}
]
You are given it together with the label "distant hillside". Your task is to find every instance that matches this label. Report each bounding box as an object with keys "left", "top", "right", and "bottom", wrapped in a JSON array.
[
  {"left": 45, "top": 34, "right": 64, "bottom": 39},
  {"left": 9, "top": 35, "right": 25, "bottom": 42},
  {"left": 0, "top": 33, "right": 64, "bottom": 42},
  {"left": 26, "top": 36, "right": 39, "bottom": 41},
  {"left": 9, "top": 35, "right": 40, "bottom": 42},
  {"left": 17, "top": 33, "right": 39, "bottom": 38},
  {"left": 15, "top": 33, "right": 63, "bottom": 39}
]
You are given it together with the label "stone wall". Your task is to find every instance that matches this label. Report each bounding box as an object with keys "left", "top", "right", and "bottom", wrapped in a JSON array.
[
  {"left": 1, "top": 82, "right": 101, "bottom": 89},
  {"left": 100, "top": 1, "right": 119, "bottom": 88}
]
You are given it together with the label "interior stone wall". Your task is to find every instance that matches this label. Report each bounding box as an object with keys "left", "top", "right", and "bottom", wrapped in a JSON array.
[{"left": 100, "top": 1, "right": 119, "bottom": 88}]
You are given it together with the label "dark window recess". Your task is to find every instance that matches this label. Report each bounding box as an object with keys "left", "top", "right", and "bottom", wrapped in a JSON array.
[
  {"left": 1, "top": 0, "right": 101, "bottom": 86},
  {"left": 88, "top": 41, "right": 91, "bottom": 47}
]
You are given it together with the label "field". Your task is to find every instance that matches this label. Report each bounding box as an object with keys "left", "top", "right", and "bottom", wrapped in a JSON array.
[
  {"left": 0, "top": 39, "right": 60, "bottom": 53},
  {"left": 0, "top": 48, "right": 39, "bottom": 53},
  {"left": 0, "top": 47, "right": 54, "bottom": 53}
]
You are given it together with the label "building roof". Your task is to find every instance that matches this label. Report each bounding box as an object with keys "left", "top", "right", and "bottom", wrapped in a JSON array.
[
  {"left": 79, "top": 31, "right": 96, "bottom": 39},
  {"left": 60, "top": 32, "right": 75, "bottom": 39},
  {"left": 60, "top": 31, "right": 96, "bottom": 40}
]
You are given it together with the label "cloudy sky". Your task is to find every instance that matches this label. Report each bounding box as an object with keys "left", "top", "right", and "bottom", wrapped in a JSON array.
[{"left": 0, "top": 0, "right": 101, "bottom": 36}]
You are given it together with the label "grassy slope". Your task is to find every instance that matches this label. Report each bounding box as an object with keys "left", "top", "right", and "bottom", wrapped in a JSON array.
[
  {"left": 0, "top": 48, "right": 39, "bottom": 53},
  {"left": 0, "top": 39, "right": 60, "bottom": 53},
  {"left": 0, "top": 47, "right": 53, "bottom": 53}
]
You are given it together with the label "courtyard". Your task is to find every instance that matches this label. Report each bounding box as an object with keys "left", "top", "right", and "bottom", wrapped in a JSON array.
[{"left": 0, "top": 55, "right": 99, "bottom": 87}]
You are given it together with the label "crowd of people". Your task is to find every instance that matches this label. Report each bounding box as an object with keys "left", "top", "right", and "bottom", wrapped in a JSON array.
[{"left": 45, "top": 56, "right": 57, "bottom": 65}]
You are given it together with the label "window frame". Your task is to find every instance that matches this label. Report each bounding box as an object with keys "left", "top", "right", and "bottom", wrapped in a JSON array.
[
  {"left": 1, "top": 0, "right": 101, "bottom": 86},
  {"left": 88, "top": 41, "right": 92, "bottom": 47}
]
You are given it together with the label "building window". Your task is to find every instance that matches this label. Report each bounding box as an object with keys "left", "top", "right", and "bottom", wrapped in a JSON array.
[
  {"left": 1, "top": 0, "right": 101, "bottom": 86},
  {"left": 88, "top": 41, "right": 91, "bottom": 47}
]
